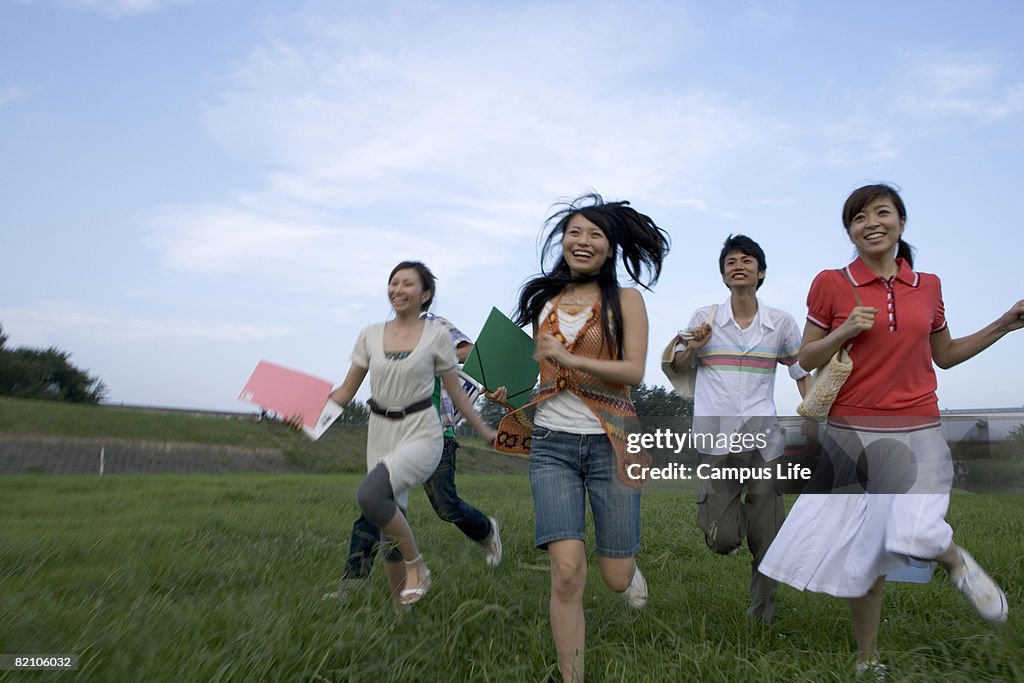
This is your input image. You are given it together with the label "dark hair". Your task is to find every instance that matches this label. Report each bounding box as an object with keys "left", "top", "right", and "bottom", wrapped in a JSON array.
[
  {"left": 389, "top": 260, "right": 436, "bottom": 312},
  {"left": 842, "top": 184, "right": 915, "bottom": 267},
  {"left": 514, "top": 193, "right": 670, "bottom": 359},
  {"left": 718, "top": 234, "right": 766, "bottom": 290}
]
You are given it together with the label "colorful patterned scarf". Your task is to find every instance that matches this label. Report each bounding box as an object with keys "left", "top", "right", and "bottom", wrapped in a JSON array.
[{"left": 495, "top": 296, "right": 652, "bottom": 489}]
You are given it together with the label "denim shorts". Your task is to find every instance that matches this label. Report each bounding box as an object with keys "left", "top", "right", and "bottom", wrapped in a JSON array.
[{"left": 529, "top": 426, "right": 641, "bottom": 558}]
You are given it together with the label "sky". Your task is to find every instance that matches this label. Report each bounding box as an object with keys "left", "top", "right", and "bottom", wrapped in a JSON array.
[{"left": 2, "top": 0, "right": 1023, "bottom": 415}]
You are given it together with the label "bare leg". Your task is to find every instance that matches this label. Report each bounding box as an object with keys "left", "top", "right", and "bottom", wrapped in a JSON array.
[
  {"left": 548, "top": 539, "right": 587, "bottom": 683},
  {"left": 384, "top": 558, "right": 405, "bottom": 603},
  {"left": 848, "top": 576, "right": 886, "bottom": 664},
  {"left": 379, "top": 509, "right": 429, "bottom": 592},
  {"left": 937, "top": 541, "right": 965, "bottom": 575},
  {"left": 596, "top": 555, "right": 636, "bottom": 592}
]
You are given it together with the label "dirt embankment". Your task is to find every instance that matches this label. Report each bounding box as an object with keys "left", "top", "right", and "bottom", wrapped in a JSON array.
[{"left": 0, "top": 434, "right": 297, "bottom": 475}]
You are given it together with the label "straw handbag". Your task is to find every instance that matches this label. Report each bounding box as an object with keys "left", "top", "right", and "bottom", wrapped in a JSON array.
[
  {"left": 661, "top": 304, "right": 717, "bottom": 400},
  {"left": 796, "top": 271, "right": 862, "bottom": 421}
]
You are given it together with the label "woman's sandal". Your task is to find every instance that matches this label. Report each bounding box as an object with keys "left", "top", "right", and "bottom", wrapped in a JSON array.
[{"left": 399, "top": 555, "right": 432, "bottom": 606}]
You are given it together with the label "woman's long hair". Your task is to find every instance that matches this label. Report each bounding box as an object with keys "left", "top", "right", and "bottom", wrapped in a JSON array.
[{"left": 514, "top": 193, "right": 670, "bottom": 359}]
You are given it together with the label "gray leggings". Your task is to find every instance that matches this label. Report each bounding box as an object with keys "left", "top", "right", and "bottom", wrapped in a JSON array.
[
  {"left": 355, "top": 463, "right": 407, "bottom": 562},
  {"left": 356, "top": 463, "right": 399, "bottom": 528}
]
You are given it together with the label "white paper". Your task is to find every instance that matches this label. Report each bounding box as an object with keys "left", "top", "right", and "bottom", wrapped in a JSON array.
[{"left": 302, "top": 399, "right": 344, "bottom": 441}]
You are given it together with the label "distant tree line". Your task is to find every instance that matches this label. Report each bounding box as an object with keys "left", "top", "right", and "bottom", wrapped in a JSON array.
[
  {"left": 629, "top": 382, "right": 694, "bottom": 418},
  {"left": 336, "top": 399, "right": 370, "bottom": 426},
  {"left": 0, "top": 324, "right": 107, "bottom": 404}
]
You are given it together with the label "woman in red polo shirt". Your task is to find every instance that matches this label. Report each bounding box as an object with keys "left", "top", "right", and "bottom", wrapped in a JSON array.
[{"left": 760, "top": 184, "right": 1024, "bottom": 678}]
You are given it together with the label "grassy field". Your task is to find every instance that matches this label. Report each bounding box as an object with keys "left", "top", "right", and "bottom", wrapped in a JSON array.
[
  {"left": 0, "top": 397, "right": 518, "bottom": 475},
  {"left": 2, "top": 475, "right": 1022, "bottom": 682},
  {"left": 0, "top": 397, "right": 270, "bottom": 444}
]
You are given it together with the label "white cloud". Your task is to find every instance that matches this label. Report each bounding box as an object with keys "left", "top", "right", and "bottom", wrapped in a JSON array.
[
  {"left": 767, "top": 48, "right": 1024, "bottom": 173},
  {"left": 895, "top": 50, "right": 1024, "bottom": 122},
  {"left": 146, "top": 3, "right": 778, "bottom": 298},
  {"left": 141, "top": 8, "right": 1024, "bottom": 361},
  {"left": 146, "top": 201, "right": 508, "bottom": 299},
  {"left": 0, "top": 304, "right": 293, "bottom": 343}
]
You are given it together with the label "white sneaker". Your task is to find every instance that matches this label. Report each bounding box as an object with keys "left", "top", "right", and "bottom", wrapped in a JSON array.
[
  {"left": 952, "top": 549, "right": 1009, "bottom": 623},
  {"left": 482, "top": 516, "right": 502, "bottom": 568},
  {"left": 623, "top": 565, "right": 648, "bottom": 609},
  {"left": 854, "top": 660, "right": 887, "bottom": 681}
]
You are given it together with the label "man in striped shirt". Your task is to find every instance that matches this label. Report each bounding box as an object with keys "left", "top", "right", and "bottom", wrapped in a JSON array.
[{"left": 671, "top": 234, "right": 809, "bottom": 624}]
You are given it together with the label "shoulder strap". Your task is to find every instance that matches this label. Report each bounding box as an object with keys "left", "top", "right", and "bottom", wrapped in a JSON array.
[
  {"left": 837, "top": 268, "right": 862, "bottom": 306},
  {"left": 836, "top": 269, "right": 862, "bottom": 352}
]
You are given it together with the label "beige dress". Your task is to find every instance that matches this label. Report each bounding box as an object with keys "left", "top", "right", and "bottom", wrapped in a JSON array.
[{"left": 351, "top": 320, "right": 457, "bottom": 509}]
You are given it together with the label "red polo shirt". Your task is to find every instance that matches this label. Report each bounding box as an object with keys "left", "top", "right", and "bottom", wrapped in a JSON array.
[{"left": 806, "top": 258, "right": 947, "bottom": 427}]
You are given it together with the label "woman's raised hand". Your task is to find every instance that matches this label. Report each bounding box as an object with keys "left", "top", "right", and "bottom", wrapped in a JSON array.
[
  {"left": 534, "top": 332, "right": 572, "bottom": 366},
  {"left": 285, "top": 414, "right": 304, "bottom": 431},
  {"left": 997, "top": 299, "right": 1024, "bottom": 332},
  {"left": 838, "top": 306, "right": 879, "bottom": 340}
]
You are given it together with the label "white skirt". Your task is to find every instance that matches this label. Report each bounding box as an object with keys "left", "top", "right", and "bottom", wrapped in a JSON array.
[
  {"left": 759, "top": 426, "right": 953, "bottom": 598},
  {"left": 366, "top": 410, "right": 443, "bottom": 510}
]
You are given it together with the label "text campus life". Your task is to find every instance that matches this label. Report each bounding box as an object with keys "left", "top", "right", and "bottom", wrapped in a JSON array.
[{"left": 623, "top": 428, "right": 812, "bottom": 482}]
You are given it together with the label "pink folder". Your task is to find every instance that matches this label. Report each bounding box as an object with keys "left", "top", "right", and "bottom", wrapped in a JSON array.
[{"left": 238, "top": 360, "right": 333, "bottom": 429}]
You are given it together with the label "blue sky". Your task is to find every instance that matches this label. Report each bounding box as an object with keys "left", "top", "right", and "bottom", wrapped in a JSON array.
[{"left": 2, "top": 0, "right": 1022, "bottom": 413}]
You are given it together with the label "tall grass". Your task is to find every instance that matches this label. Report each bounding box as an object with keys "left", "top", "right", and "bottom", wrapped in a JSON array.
[{"left": 1, "top": 475, "right": 1021, "bottom": 682}]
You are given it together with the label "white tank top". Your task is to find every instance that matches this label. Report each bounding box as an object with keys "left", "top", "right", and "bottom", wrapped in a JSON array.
[{"left": 534, "top": 300, "right": 606, "bottom": 434}]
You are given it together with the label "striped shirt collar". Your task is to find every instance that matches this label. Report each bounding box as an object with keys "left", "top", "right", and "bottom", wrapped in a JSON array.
[{"left": 846, "top": 256, "right": 919, "bottom": 288}]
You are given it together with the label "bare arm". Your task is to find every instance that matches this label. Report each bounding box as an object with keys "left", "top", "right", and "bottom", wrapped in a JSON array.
[
  {"left": 534, "top": 288, "right": 649, "bottom": 387},
  {"left": 328, "top": 364, "right": 369, "bottom": 406},
  {"left": 930, "top": 300, "right": 1024, "bottom": 369},
  {"left": 442, "top": 370, "right": 497, "bottom": 444},
  {"left": 795, "top": 374, "right": 810, "bottom": 398}
]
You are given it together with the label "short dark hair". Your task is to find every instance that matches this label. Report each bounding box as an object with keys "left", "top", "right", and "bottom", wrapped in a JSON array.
[
  {"left": 389, "top": 260, "right": 437, "bottom": 312},
  {"left": 718, "top": 234, "right": 766, "bottom": 289}
]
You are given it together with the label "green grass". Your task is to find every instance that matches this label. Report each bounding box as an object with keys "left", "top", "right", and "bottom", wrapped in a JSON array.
[
  {"left": 0, "top": 397, "right": 265, "bottom": 444},
  {"left": 1, "top": 476, "right": 1022, "bottom": 682},
  {"left": 0, "top": 397, "right": 519, "bottom": 475}
]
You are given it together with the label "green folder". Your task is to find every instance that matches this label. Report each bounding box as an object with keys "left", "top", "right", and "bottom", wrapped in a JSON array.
[{"left": 462, "top": 307, "right": 539, "bottom": 409}]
